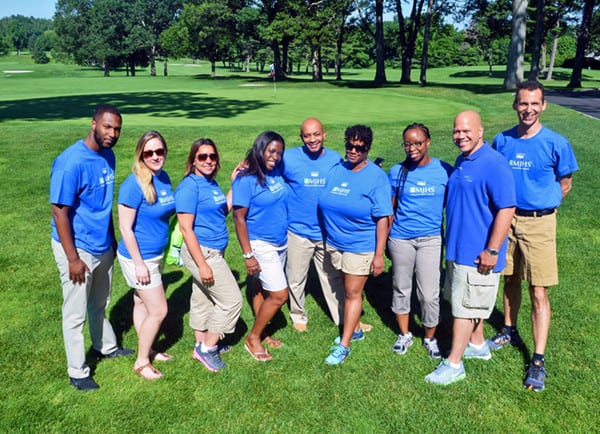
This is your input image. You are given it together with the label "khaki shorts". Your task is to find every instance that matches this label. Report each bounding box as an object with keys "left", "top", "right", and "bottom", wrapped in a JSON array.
[
  {"left": 444, "top": 261, "right": 500, "bottom": 319},
  {"left": 117, "top": 253, "right": 164, "bottom": 290},
  {"left": 325, "top": 244, "right": 373, "bottom": 276},
  {"left": 503, "top": 212, "right": 558, "bottom": 287}
]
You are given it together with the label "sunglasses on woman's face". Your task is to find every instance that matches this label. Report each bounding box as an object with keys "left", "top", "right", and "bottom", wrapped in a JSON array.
[
  {"left": 197, "top": 153, "right": 218, "bottom": 162},
  {"left": 345, "top": 142, "right": 368, "bottom": 153},
  {"left": 142, "top": 148, "right": 165, "bottom": 159}
]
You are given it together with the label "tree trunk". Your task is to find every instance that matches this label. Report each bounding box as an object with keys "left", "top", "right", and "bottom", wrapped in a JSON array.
[
  {"left": 529, "top": 0, "right": 544, "bottom": 80},
  {"left": 163, "top": 58, "right": 168, "bottom": 76},
  {"left": 503, "top": 0, "right": 528, "bottom": 89},
  {"left": 104, "top": 61, "right": 110, "bottom": 77},
  {"left": 210, "top": 60, "right": 216, "bottom": 77},
  {"left": 312, "top": 46, "right": 322, "bottom": 81},
  {"left": 130, "top": 57, "right": 136, "bottom": 77},
  {"left": 374, "top": 0, "right": 387, "bottom": 85},
  {"left": 272, "top": 39, "right": 284, "bottom": 81},
  {"left": 540, "top": 42, "right": 547, "bottom": 74},
  {"left": 150, "top": 46, "right": 157, "bottom": 77},
  {"left": 546, "top": 27, "right": 559, "bottom": 81},
  {"left": 419, "top": 0, "right": 434, "bottom": 86},
  {"left": 282, "top": 36, "right": 290, "bottom": 78},
  {"left": 567, "top": 0, "right": 595, "bottom": 88}
]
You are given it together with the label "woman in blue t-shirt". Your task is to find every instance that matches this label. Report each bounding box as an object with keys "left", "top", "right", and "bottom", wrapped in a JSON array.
[
  {"left": 318, "top": 125, "right": 393, "bottom": 365},
  {"left": 232, "top": 131, "right": 288, "bottom": 362},
  {"left": 176, "top": 139, "right": 243, "bottom": 373},
  {"left": 117, "top": 131, "right": 176, "bottom": 380},
  {"left": 387, "top": 123, "right": 452, "bottom": 360}
]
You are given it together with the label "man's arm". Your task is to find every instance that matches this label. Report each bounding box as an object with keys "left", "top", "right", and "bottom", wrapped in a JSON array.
[
  {"left": 560, "top": 174, "right": 573, "bottom": 200},
  {"left": 51, "top": 204, "right": 89, "bottom": 284},
  {"left": 475, "top": 206, "right": 515, "bottom": 274}
]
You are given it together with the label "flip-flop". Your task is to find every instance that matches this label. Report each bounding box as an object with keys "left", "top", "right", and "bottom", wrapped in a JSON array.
[
  {"left": 263, "top": 336, "right": 283, "bottom": 348},
  {"left": 150, "top": 350, "right": 173, "bottom": 362},
  {"left": 244, "top": 343, "right": 272, "bottom": 362},
  {"left": 134, "top": 363, "right": 163, "bottom": 380}
]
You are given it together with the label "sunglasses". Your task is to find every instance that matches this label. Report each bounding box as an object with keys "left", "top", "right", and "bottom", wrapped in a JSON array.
[
  {"left": 197, "top": 153, "right": 218, "bottom": 162},
  {"left": 345, "top": 142, "right": 368, "bottom": 153},
  {"left": 142, "top": 148, "right": 166, "bottom": 159}
]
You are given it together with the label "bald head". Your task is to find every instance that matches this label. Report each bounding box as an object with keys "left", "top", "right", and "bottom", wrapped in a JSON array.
[
  {"left": 300, "top": 117, "right": 326, "bottom": 154},
  {"left": 453, "top": 110, "right": 484, "bottom": 157}
]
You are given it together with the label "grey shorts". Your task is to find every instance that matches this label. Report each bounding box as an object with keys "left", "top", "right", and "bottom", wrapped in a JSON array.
[{"left": 444, "top": 261, "right": 500, "bottom": 319}]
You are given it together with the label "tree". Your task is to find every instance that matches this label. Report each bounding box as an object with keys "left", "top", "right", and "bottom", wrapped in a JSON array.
[
  {"left": 354, "top": 0, "right": 387, "bottom": 84},
  {"left": 529, "top": 0, "right": 545, "bottom": 79},
  {"left": 503, "top": 0, "right": 529, "bottom": 89},
  {"left": 394, "top": 0, "right": 426, "bottom": 84},
  {"left": 567, "top": 0, "right": 597, "bottom": 88},
  {"left": 463, "top": 0, "right": 512, "bottom": 76}
]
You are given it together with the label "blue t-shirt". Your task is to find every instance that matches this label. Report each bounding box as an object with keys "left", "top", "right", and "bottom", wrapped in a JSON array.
[
  {"left": 50, "top": 140, "right": 116, "bottom": 255},
  {"left": 117, "top": 171, "right": 176, "bottom": 259},
  {"left": 175, "top": 174, "right": 229, "bottom": 251},
  {"left": 389, "top": 158, "right": 452, "bottom": 239},
  {"left": 445, "top": 144, "right": 516, "bottom": 272},
  {"left": 318, "top": 161, "right": 393, "bottom": 253},
  {"left": 283, "top": 146, "right": 342, "bottom": 240},
  {"left": 493, "top": 125, "right": 579, "bottom": 210},
  {"left": 232, "top": 169, "right": 288, "bottom": 246}
]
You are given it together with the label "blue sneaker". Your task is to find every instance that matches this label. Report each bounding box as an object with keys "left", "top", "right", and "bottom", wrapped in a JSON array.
[
  {"left": 463, "top": 342, "right": 492, "bottom": 360},
  {"left": 487, "top": 327, "right": 523, "bottom": 351},
  {"left": 333, "top": 329, "right": 364, "bottom": 345},
  {"left": 193, "top": 344, "right": 226, "bottom": 372},
  {"left": 425, "top": 359, "right": 466, "bottom": 385},
  {"left": 523, "top": 360, "right": 547, "bottom": 392},
  {"left": 325, "top": 344, "right": 350, "bottom": 365}
]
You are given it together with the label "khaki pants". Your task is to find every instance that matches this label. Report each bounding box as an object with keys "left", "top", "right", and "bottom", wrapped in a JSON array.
[
  {"left": 52, "top": 239, "right": 119, "bottom": 379},
  {"left": 286, "top": 231, "right": 345, "bottom": 326}
]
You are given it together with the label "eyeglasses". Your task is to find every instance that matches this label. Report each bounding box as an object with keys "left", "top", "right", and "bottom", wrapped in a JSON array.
[
  {"left": 142, "top": 148, "right": 166, "bottom": 159},
  {"left": 345, "top": 142, "right": 368, "bottom": 153},
  {"left": 197, "top": 153, "right": 218, "bottom": 162},
  {"left": 402, "top": 141, "right": 425, "bottom": 149}
]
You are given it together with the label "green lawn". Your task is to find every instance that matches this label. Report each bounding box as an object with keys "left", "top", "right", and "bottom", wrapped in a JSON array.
[{"left": 1, "top": 56, "right": 599, "bottom": 433}]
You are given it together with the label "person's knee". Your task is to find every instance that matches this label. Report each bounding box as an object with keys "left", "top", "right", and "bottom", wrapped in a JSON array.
[{"left": 269, "top": 289, "right": 288, "bottom": 306}]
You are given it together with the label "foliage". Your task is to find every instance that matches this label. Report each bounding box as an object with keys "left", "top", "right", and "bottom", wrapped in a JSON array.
[{"left": 0, "top": 15, "right": 52, "bottom": 54}]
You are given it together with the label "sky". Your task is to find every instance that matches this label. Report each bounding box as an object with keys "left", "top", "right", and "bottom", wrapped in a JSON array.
[{"left": 0, "top": 0, "right": 57, "bottom": 19}]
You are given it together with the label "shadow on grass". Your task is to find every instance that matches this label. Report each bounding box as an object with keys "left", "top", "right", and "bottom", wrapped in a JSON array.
[
  {"left": 243, "top": 275, "right": 287, "bottom": 341},
  {"left": 0, "top": 92, "right": 276, "bottom": 122}
]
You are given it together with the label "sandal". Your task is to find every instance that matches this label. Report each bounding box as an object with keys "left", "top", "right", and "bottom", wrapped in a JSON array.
[
  {"left": 244, "top": 343, "right": 272, "bottom": 362},
  {"left": 263, "top": 336, "right": 283, "bottom": 348},
  {"left": 134, "top": 363, "right": 163, "bottom": 380},
  {"left": 150, "top": 350, "right": 173, "bottom": 362}
]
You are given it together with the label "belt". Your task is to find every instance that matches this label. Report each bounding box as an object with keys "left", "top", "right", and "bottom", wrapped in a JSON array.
[{"left": 515, "top": 208, "right": 555, "bottom": 217}]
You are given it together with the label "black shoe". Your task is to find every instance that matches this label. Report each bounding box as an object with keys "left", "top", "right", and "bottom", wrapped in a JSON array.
[
  {"left": 96, "top": 347, "right": 135, "bottom": 359},
  {"left": 70, "top": 376, "right": 99, "bottom": 391}
]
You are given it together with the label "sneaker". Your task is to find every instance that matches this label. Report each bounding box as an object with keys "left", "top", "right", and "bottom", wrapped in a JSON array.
[
  {"left": 463, "top": 342, "right": 492, "bottom": 360},
  {"left": 69, "top": 376, "right": 99, "bottom": 391},
  {"left": 333, "top": 329, "right": 364, "bottom": 344},
  {"left": 424, "top": 359, "right": 466, "bottom": 385},
  {"left": 96, "top": 347, "right": 135, "bottom": 359},
  {"left": 218, "top": 342, "right": 231, "bottom": 354},
  {"left": 392, "top": 332, "right": 413, "bottom": 355},
  {"left": 523, "top": 360, "right": 547, "bottom": 392},
  {"left": 325, "top": 344, "right": 350, "bottom": 365},
  {"left": 423, "top": 338, "right": 442, "bottom": 359},
  {"left": 193, "top": 344, "right": 226, "bottom": 372},
  {"left": 487, "top": 327, "right": 523, "bottom": 350}
]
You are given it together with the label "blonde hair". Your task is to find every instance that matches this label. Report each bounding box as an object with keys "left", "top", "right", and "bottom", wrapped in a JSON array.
[{"left": 132, "top": 131, "right": 167, "bottom": 204}]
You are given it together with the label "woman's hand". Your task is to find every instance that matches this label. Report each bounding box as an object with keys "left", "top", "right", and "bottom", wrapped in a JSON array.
[
  {"left": 371, "top": 253, "right": 385, "bottom": 277},
  {"left": 135, "top": 263, "right": 151, "bottom": 285},
  {"left": 199, "top": 263, "right": 215, "bottom": 286},
  {"left": 244, "top": 256, "right": 261, "bottom": 276}
]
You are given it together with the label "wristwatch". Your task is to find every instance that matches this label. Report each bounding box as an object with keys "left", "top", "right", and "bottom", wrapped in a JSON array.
[
  {"left": 485, "top": 248, "right": 499, "bottom": 256},
  {"left": 243, "top": 251, "right": 254, "bottom": 259}
]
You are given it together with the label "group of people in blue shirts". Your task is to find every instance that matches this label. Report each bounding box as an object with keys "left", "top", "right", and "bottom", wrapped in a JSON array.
[{"left": 51, "top": 80, "right": 578, "bottom": 393}]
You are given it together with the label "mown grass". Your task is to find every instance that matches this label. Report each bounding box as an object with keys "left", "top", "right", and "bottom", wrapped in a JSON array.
[{"left": 1, "top": 55, "right": 599, "bottom": 433}]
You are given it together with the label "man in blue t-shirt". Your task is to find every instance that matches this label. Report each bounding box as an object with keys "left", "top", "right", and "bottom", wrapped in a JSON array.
[
  {"left": 425, "top": 110, "right": 516, "bottom": 386},
  {"left": 283, "top": 118, "right": 345, "bottom": 331},
  {"left": 488, "top": 80, "right": 579, "bottom": 392},
  {"left": 50, "top": 105, "right": 133, "bottom": 391}
]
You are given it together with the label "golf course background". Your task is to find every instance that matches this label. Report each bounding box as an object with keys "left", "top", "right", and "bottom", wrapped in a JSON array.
[{"left": 1, "top": 55, "right": 599, "bottom": 433}]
